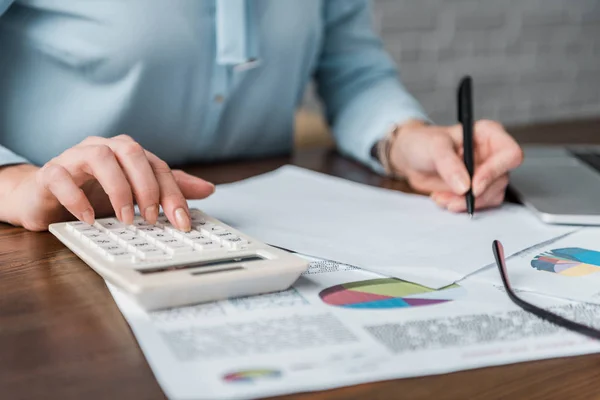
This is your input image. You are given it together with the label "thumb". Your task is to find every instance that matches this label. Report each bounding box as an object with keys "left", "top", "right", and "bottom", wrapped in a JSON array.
[
  {"left": 431, "top": 135, "right": 471, "bottom": 195},
  {"left": 172, "top": 170, "right": 216, "bottom": 199}
]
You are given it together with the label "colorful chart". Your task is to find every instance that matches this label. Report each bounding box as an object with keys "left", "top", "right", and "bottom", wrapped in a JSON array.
[
  {"left": 319, "top": 278, "right": 466, "bottom": 309},
  {"left": 223, "top": 369, "right": 282, "bottom": 383},
  {"left": 531, "top": 247, "right": 600, "bottom": 276}
]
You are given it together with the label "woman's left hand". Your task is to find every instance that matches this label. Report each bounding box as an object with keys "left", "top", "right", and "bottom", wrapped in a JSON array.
[{"left": 389, "top": 119, "right": 524, "bottom": 212}]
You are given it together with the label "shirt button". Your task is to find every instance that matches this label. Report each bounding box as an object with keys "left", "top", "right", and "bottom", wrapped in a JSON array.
[{"left": 214, "top": 94, "right": 225, "bottom": 103}]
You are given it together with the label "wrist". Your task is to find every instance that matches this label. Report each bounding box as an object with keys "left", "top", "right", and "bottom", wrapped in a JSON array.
[
  {"left": 373, "top": 119, "right": 428, "bottom": 177},
  {"left": 0, "top": 164, "right": 39, "bottom": 226}
]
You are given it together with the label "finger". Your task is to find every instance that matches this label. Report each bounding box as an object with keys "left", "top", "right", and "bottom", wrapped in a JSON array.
[
  {"left": 61, "top": 145, "right": 136, "bottom": 224},
  {"left": 406, "top": 171, "right": 453, "bottom": 194},
  {"left": 432, "top": 175, "right": 509, "bottom": 208},
  {"left": 449, "top": 120, "right": 511, "bottom": 149},
  {"left": 430, "top": 135, "right": 471, "bottom": 195},
  {"left": 471, "top": 121, "right": 523, "bottom": 196},
  {"left": 430, "top": 191, "right": 456, "bottom": 208},
  {"left": 446, "top": 124, "right": 464, "bottom": 146},
  {"left": 447, "top": 186, "right": 506, "bottom": 213},
  {"left": 145, "top": 152, "right": 191, "bottom": 231},
  {"left": 445, "top": 175, "right": 508, "bottom": 212},
  {"left": 85, "top": 136, "right": 160, "bottom": 224},
  {"left": 38, "top": 164, "right": 95, "bottom": 224},
  {"left": 472, "top": 149, "right": 522, "bottom": 197},
  {"left": 172, "top": 170, "right": 215, "bottom": 199}
]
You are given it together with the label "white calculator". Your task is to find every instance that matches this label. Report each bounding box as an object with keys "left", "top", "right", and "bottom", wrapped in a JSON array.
[{"left": 49, "top": 209, "right": 308, "bottom": 310}]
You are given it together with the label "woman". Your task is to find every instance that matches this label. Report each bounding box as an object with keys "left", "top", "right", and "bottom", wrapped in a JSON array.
[{"left": 0, "top": 0, "right": 522, "bottom": 231}]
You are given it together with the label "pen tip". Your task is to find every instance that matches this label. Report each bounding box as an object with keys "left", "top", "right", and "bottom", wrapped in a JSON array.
[{"left": 469, "top": 213, "right": 474, "bottom": 220}]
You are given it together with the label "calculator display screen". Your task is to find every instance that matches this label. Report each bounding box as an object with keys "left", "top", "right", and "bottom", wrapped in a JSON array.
[{"left": 137, "top": 255, "right": 265, "bottom": 274}]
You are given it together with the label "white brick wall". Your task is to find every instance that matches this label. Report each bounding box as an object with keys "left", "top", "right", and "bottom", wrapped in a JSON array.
[{"left": 306, "top": 0, "right": 600, "bottom": 126}]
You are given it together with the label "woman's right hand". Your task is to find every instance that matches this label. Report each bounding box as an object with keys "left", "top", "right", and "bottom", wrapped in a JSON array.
[{"left": 1, "top": 135, "right": 215, "bottom": 232}]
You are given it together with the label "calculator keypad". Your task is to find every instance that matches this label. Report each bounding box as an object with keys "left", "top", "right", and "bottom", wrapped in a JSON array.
[{"left": 65, "top": 211, "right": 251, "bottom": 263}]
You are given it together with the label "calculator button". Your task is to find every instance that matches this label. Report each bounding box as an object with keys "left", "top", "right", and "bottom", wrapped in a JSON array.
[
  {"left": 192, "top": 222, "right": 209, "bottom": 230},
  {"left": 121, "top": 236, "right": 144, "bottom": 245},
  {"left": 193, "top": 241, "right": 221, "bottom": 251},
  {"left": 127, "top": 240, "right": 153, "bottom": 252},
  {"left": 180, "top": 232, "right": 211, "bottom": 245},
  {"left": 114, "top": 233, "right": 139, "bottom": 243},
  {"left": 154, "top": 237, "right": 180, "bottom": 246},
  {"left": 198, "top": 222, "right": 214, "bottom": 230},
  {"left": 157, "top": 215, "right": 169, "bottom": 224},
  {"left": 95, "top": 219, "right": 126, "bottom": 231},
  {"left": 79, "top": 231, "right": 105, "bottom": 243},
  {"left": 102, "top": 244, "right": 125, "bottom": 252},
  {"left": 136, "top": 226, "right": 163, "bottom": 234},
  {"left": 200, "top": 226, "right": 226, "bottom": 236},
  {"left": 172, "top": 229, "right": 203, "bottom": 240},
  {"left": 136, "top": 246, "right": 169, "bottom": 260},
  {"left": 91, "top": 237, "right": 118, "bottom": 247},
  {"left": 164, "top": 239, "right": 192, "bottom": 248},
  {"left": 142, "top": 228, "right": 166, "bottom": 235},
  {"left": 80, "top": 228, "right": 103, "bottom": 236},
  {"left": 190, "top": 213, "right": 208, "bottom": 224},
  {"left": 67, "top": 221, "right": 95, "bottom": 233},
  {"left": 109, "top": 229, "right": 137, "bottom": 241},
  {"left": 132, "top": 217, "right": 150, "bottom": 227},
  {"left": 67, "top": 221, "right": 88, "bottom": 228},
  {"left": 221, "top": 236, "right": 249, "bottom": 250},
  {"left": 163, "top": 240, "right": 195, "bottom": 254},
  {"left": 128, "top": 218, "right": 154, "bottom": 232},
  {"left": 212, "top": 232, "right": 237, "bottom": 241},
  {"left": 104, "top": 248, "right": 134, "bottom": 262},
  {"left": 146, "top": 232, "right": 175, "bottom": 242},
  {"left": 169, "top": 230, "right": 186, "bottom": 239},
  {"left": 161, "top": 224, "right": 179, "bottom": 234}
]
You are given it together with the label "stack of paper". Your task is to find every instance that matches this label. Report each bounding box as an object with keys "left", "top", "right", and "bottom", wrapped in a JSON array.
[
  {"left": 109, "top": 256, "right": 600, "bottom": 400},
  {"left": 106, "top": 166, "right": 600, "bottom": 399},
  {"left": 191, "top": 166, "right": 571, "bottom": 288}
]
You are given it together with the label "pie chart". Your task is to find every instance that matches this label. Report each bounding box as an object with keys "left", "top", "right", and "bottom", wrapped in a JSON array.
[
  {"left": 531, "top": 248, "right": 600, "bottom": 276},
  {"left": 319, "top": 278, "right": 466, "bottom": 309},
  {"left": 223, "top": 369, "right": 282, "bottom": 383}
]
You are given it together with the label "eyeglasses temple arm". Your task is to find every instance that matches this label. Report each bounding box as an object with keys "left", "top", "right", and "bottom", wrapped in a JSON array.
[{"left": 492, "top": 240, "right": 600, "bottom": 340}]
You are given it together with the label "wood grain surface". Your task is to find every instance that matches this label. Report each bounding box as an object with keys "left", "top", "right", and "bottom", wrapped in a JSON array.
[{"left": 1, "top": 118, "right": 600, "bottom": 400}]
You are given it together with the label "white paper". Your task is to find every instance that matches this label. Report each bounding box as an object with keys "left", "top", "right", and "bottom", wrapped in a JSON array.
[
  {"left": 469, "top": 228, "right": 600, "bottom": 303},
  {"left": 190, "top": 165, "right": 571, "bottom": 287},
  {"left": 108, "top": 257, "right": 600, "bottom": 400}
]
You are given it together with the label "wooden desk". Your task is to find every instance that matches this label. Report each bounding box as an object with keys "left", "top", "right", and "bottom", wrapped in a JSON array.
[{"left": 2, "top": 118, "right": 600, "bottom": 400}]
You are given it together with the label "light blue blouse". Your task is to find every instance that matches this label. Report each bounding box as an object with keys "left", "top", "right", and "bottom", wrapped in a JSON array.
[{"left": 0, "top": 0, "right": 427, "bottom": 172}]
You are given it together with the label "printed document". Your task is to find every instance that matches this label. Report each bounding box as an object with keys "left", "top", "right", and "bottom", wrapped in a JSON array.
[
  {"left": 470, "top": 228, "right": 600, "bottom": 303},
  {"left": 191, "top": 166, "right": 570, "bottom": 287},
  {"left": 108, "top": 257, "right": 600, "bottom": 400}
]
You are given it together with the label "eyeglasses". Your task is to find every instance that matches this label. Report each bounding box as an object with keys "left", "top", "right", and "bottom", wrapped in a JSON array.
[{"left": 492, "top": 240, "right": 600, "bottom": 340}]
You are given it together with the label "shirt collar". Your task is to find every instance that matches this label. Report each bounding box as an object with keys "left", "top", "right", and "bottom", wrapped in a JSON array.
[{"left": 215, "top": 0, "right": 259, "bottom": 68}]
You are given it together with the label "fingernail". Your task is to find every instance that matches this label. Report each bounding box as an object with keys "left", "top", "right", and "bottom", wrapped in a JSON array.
[
  {"left": 121, "top": 204, "right": 134, "bottom": 225},
  {"left": 82, "top": 209, "right": 95, "bottom": 225},
  {"left": 209, "top": 183, "right": 216, "bottom": 193},
  {"left": 473, "top": 179, "right": 488, "bottom": 197},
  {"left": 175, "top": 208, "right": 191, "bottom": 232},
  {"left": 144, "top": 205, "right": 158, "bottom": 224},
  {"left": 430, "top": 193, "right": 439, "bottom": 202},
  {"left": 452, "top": 174, "right": 470, "bottom": 194}
]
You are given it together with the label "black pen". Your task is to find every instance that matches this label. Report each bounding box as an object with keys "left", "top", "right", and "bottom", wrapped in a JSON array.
[{"left": 458, "top": 76, "right": 475, "bottom": 219}]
